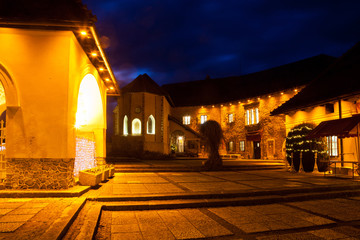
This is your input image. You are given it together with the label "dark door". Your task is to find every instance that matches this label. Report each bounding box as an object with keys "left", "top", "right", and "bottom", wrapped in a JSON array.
[{"left": 253, "top": 141, "right": 261, "bottom": 159}]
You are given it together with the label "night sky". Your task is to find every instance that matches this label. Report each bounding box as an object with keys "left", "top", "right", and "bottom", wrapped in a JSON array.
[{"left": 83, "top": 0, "right": 360, "bottom": 87}]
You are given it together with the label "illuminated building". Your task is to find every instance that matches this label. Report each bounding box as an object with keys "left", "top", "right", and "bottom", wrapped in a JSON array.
[
  {"left": 271, "top": 42, "right": 360, "bottom": 173},
  {"left": 0, "top": 0, "right": 119, "bottom": 189},
  {"left": 112, "top": 55, "right": 334, "bottom": 159}
]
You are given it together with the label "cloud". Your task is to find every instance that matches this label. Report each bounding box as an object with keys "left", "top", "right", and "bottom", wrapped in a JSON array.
[{"left": 83, "top": 0, "right": 360, "bottom": 85}]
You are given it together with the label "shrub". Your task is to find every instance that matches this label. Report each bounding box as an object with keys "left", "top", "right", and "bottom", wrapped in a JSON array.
[{"left": 286, "top": 123, "right": 329, "bottom": 172}]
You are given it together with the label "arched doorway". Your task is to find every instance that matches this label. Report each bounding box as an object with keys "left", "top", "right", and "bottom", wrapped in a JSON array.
[
  {"left": 170, "top": 130, "right": 185, "bottom": 153},
  {"left": 74, "top": 74, "right": 105, "bottom": 177}
]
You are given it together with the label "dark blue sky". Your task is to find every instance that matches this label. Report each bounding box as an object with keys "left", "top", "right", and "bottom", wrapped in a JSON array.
[{"left": 83, "top": 0, "right": 360, "bottom": 87}]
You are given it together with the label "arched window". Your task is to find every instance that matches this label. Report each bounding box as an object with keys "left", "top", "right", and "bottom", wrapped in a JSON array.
[
  {"left": 132, "top": 118, "right": 141, "bottom": 135},
  {"left": 147, "top": 115, "right": 155, "bottom": 134},
  {"left": 123, "top": 115, "right": 128, "bottom": 136}
]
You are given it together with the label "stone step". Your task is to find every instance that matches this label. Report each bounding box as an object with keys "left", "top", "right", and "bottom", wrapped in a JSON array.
[
  {"left": 87, "top": 183, "right": 360, "bottom": 202},
  {"left": 99, "top": 188, "right": 360, "bottom": 211}
]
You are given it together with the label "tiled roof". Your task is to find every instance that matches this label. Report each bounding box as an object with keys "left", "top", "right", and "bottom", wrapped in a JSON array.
[
  {"left": 122, "top": 74, "right": 168, "bottom": 95},
  {"left": 162, "top": 55, "right": 335, "bottom": 107},
  {"left": 271, "top": 42, "right": 360, "bottom": 115}
]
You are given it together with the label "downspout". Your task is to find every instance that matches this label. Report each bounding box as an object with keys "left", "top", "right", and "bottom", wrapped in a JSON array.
[{"left": 338, "top": 99, "right": 344, "bottom": 166}]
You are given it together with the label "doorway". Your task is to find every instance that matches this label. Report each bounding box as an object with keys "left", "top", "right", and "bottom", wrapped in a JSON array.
[
  {"left": 253, "top": 141, "right": 261, "bottom": 159},
  {"left": 177, "top": 136, "right": 184, "bottom": 152}
]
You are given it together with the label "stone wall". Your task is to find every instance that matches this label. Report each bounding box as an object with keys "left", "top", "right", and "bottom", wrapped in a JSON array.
[{"left": 6, "top": 158, "right": 75, "bottom": 189}]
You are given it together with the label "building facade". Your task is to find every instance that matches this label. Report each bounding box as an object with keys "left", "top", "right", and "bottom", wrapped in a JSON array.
[
  {"left": 271, "top": 42, "right": 360, "bottom": 172},
  {"left": 113, "top": 55, "right": 335, "bottom": 159}
]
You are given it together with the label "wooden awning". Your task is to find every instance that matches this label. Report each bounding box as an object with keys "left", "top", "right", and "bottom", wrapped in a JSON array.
[{"left": 307, "top": 114, "right": 360, "bottom": 139}]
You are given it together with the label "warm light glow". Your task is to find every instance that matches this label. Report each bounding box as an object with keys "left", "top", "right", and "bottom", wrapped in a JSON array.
[
  {"left": 258, "top": 97, "right": 261, "bottom": 100},
  {"left": 147, "top": 115, "right": 155, "bottom": 134},
  {"left": 229, "top": 103, "right": 232, "bottom": 106},
  {"left": 201, "top": 106, "right": 204, "bottom": 108},
  {"left": 99, "top": 67, "right": 104, "bottom": 71},
  {"left": 238, "top": 101, "right": 241, "bottom": 104},
  {"left": 105, "top": 78, "right": 110, "bottom": 82},
  {"left": 76, "top": 74, "right": 104, "bottom": 130},
  {"left": 212, "top": 105, "right": 215, "bottom": 108},
  {"left": 132, "top": 118, "right": 141, "bottom": 135},
  {"left": 281, "top": 92, "right": 284, "bottom": 95},
  {"left": 80, "top": 31, "right": 87, "bottom": 36},
  {"left": 74, "top": 136, "right": 96, "bottom": 177},
  {"left": 91, "top": 52, "right": 97, "bottom": 57},
  {"left": 247, "top": 99, "right": 251, "bottom": 102},
  {"left": 123, "top": 115, "right": 128, "bottom": 136},
  {"left": 294, "top": 89, "right": 298, "bottom": 92},
  {"left": 268, "top": 95, "right": 271, "bottom": 98},
  {"left": 109, "top": 86, "right": 114, "bottom": 90},
  {"left": 221, "top": 104, "right": 223, "bottom": 107}
]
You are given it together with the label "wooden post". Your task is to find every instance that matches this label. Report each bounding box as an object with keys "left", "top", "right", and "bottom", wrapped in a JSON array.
[
  {"left": 299, "top": 152, "right": 305, "bottom": 173},
  {"left": 313, "top": 152, "right": 319, "bottom": 173}
]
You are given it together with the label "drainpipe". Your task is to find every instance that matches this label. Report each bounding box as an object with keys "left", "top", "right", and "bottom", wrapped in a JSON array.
[{"left": 338, "top": 99, "right": 344, "bottom": 166}]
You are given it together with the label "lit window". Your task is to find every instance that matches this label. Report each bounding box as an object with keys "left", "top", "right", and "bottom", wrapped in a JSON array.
[
  {"left": 228, "top": 141, "right": 234, "bottom": 152},
  {"left": 228, "top": 113, "right": 234, "bottom": 123},
  {"left": 255, "top": 108, "right": 259, "bottom": 124},
  {"left": 200, "top": 115, "right": 207, "bottom": 124},
  {"left": 245, "top": 108, "right": 260, "bottom": 125},
  {"left": 250, "top": 109, "right": 254, "bottom": 124},
  {"left": 239, "top": 140, "right": 245, "bottom": 152},
  {"left": 123, "top": 115, "right": 128, "bottom": 136},
  {"left": 132, "top": 118, "right": 141, "bottom": 135},
  {"left": 183, "top": 116, "right": 191, "bottom": 125},
  {"left": 245, "top": 110, "right": 250, "bottom": 125},
  {"left": 327, "top": 136, "right": 338, "bottom": 157},
  {"left": 147, "top": 115, "right": 155, "bottom": 134}
]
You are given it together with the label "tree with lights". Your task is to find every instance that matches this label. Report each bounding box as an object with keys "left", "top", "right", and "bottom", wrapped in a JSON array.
[{"left": 286, "top": 123, "right": 329, "bottom": 172}]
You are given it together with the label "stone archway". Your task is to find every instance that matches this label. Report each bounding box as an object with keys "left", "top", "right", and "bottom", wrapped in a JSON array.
[{"left": 74, "top": 74, "right": 105, "bottom": 177}]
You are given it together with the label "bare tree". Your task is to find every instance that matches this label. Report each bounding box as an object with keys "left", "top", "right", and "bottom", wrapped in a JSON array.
[{"left": 200, "top": 120, "right": 223, "bottom": 170}]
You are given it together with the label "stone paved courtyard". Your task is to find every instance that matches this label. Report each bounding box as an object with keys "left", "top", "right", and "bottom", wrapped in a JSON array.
[
  {"left": 1, "top": 164, "right": 360, "bottom": 240},
  {"left": 94, "top": 198, "right": 360, "bottom": 239}
]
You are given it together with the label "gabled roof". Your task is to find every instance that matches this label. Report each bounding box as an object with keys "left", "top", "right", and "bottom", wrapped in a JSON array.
[
  {"left": 122, "top": 74, "right": 167, "bottom": 95},
  {"left": 122, "top": 74, "right": 175, "bottom": 106},
  {"left": 162, "top": 55, "right": 335, "bottom": 107},
  {"left": 271, "top": 42, "right": 360, "bottom": 115},
  {"left": 0, "top": 0, "right": 120, "bottom": 96}
]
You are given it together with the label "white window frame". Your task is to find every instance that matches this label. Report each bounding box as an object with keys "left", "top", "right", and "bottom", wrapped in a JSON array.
[
  {"left": 228, "top": 113, "right": 234, "bottom": 123},
  {"left": 327, "top": 136, "right": 338, "bottom": 157},
  {"left": 123, "top": 115, "right": 128, "bottom": 136},
  {"left": 239, "top": 140, "right": 245, "bottom": 152},
  {"left": 183, "top": 115, "right": 191, "bottom": 125},
  {"left": 132, "top": 118, "right": 141, "bottom": 135},
  {"left": 200, "top": 115, "right": 207, "bottom": 124},
  {"left": 147, "top": 115, "right": 155, "bottom": 134}
]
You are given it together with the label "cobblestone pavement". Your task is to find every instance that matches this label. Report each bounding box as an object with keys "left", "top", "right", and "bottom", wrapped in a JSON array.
[
  {"left": 1, "top": 167, "right": 360, "bottom": 239},
  {"left": 94, "top": 197, "right": 360, "bottom": 240},
  {"left": 0, "top": 197, "right": 80, "bottom": 240}
]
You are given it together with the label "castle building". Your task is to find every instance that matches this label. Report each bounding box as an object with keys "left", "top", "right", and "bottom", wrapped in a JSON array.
[{"left": 112, "top": 55, "right": 335, "bottom": 159}]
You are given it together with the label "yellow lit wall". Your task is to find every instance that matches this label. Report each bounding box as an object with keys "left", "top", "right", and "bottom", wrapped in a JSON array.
[
  {"left": 0, "top": 27, "right": 107, "bottom": 160},
  {"left": 285, "top": 99, "right": 359, "bottom": 163}
]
